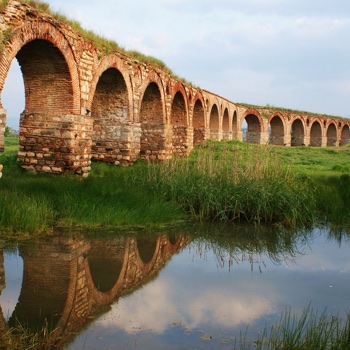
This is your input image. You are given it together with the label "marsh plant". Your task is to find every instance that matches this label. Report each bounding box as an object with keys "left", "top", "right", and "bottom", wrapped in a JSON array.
[
  {"left": 235, "top": 306, "right": 350, "bottom": 350},
  {"left": 145, "top": 142, "right": 317, "bottom": 226}
]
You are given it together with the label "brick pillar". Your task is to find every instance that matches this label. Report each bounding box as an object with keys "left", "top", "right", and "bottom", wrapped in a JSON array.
[
  {"left": 0, "top": 108, "right": 6, "bottom": 153},
  {"left": 92, "top": 121, "right": 141, "bottom": 165},
  {"left": 17, "top": 113, "right": 93, "bottom": 176}
]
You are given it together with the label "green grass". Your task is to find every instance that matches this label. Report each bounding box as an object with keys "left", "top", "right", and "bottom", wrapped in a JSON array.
[
  {"left": 1, "top": 137, "right": 350, "bottom": 234},
  {"left": 235, "top": 306, "right": 350, "bottom": 350},
  {"left": 0, "top": 136, "right": 183, "bottom": 235},
  {"left": 144, "top": 141, "right": 350, "bottom": 227}
]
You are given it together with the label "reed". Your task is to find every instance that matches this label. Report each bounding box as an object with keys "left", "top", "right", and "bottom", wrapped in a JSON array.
[
  {"left": 145, "top": 142, "right": 317, "bottom": 226},
  {"left": 235, "top": 306, "right": 350, "bottom": 350}
]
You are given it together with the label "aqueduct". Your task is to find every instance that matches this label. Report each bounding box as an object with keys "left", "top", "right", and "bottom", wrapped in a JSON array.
[
  {"left": 0, "top": 232, "right": 189, "bottom": 347},
  {"left": 0, "top": 1, "right": 349, "bottom": 175}
]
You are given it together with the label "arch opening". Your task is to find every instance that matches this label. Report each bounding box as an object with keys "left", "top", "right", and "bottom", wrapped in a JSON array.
[
  {"left": 310, "top": 121, "right": 322, "bottom": 147},
  {"left": 193, "top": 98, "right": 205, "bottom": 145},
  {"left": 137, "top": 237, "right": 158, "bottom": 264},
  {"left": 340, "top": 125, "right": 350, "bottom": 146},
  {"left": 222, "top": 108, "right": 230, "bottom": 140},
  {"left": 1, "top": 58, "right": 24, "bottom": 152},
  {"left": 244, "top": 114, "right": 261, "bottom": 144},
  {"left": 139, "top": 82, "right": 167, "bottom": 160},
  {"left": 88, "top": 240, "right": 125, "bottom": 293},
  {"left": 326, "top": 123, "right": 337, "bottom": 147},
  {"left": 269, "top": 116, "right": 285, "bottom": 145},
  {"left": 232, "top": 111, "right": 238, "bottom": 140},
  {"left": 17, "top": 39, "right": 74, "bottom": 115},
  {"left": 171, "top": 91, "right": 188, "bottom": 156},
  {"left": 291, "top": 119, "right": 304, "bottom": 146},
  {"left": 209, "top": 104, "right": 219, "bottom": 140},
  {"left": 91, "top": 67, "right": 129, "bottom": 163}
]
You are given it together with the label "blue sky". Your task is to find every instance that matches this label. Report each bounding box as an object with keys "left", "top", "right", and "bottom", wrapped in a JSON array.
[{"left": 2, "top": 0, "right": 350, "bottom": 129}]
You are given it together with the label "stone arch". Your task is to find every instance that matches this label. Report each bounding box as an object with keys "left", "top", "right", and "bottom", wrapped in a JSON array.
[
  {"left": 209, "top": 103, "right": 220, "bottom": 140},
  {"left": 136, "top": 236, "right": 158, "bottom": 264},
  {"left": 7, "top": 245, "right": 71, "bottom": 334},
  {"left": 222, "top": 108, "right": 230, "bottom": 140},
  {"left": 90, "top": 66, "right": 132, "bottom": 163},
  {"left": 87, "top": 239, "right": 127, "bottom": 293},
  {"left": 0, "top": 21, "right": 80, "bottom": 113},
  {"left": 340, "top": 124, "right": 350, "bottom": 146},
  {"left": 310, "top": 120, "right": 322, "bottom": 147},
  {"left": 269, "top": 113, "right": 285, "bottom": 145},
  {"left": 192, "top": 94, "right": 206, "bottom": 145},
  {"left": 326, "top": 122, "right": 337, "bottom": 146},
  {"left": 291, "top": 118, "right": 305, "bottom": 146},
  {"left": 232, "top": 110, "right": 238, "bottom": 139},
  {"left": 170, "top": 84, "right": 189, "bottom": 126},
  {"left": 139, "top": 79, "right": 169, "bottom": 160},
  {"left": 242, "top": 110, "right": 262, "bottom": 144},
  {"left": 171, "top": 87, "right": 190, "bottom": 156},
  {"left": 0, "top": 21, "right": 94, "bottom": 175},
  {"left": 88, "top": 55, "right": 133, "bottom": 120}
]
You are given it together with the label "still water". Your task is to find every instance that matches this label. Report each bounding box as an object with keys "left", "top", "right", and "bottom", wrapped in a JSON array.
[{"left": 0, "top": 225, "right": 349, "bottom": 349}]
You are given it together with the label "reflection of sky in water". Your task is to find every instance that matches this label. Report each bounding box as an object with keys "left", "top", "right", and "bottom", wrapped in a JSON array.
[
  {"left": 0, "top": 250, "right": 23, "bottom": 321},
  {"left": 1, "top": 228, "right": 349, "bottom": 350},
  {"left": 65, "top": 228, "right": 350, "bottom": 350}
]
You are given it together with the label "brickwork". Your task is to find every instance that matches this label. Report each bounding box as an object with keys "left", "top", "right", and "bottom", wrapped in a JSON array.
[{"left": 0, "top": 1, "right": 349, "bottom": 174}]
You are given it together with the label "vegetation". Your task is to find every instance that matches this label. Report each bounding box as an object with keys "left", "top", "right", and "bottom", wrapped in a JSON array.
[
  {"left": 0, "top": 318, "right": 55, "bottom": 350},
  {"left": 0, "top": 136, "right": 183, "bottom": 235},
  {"left": 238, "top": 102, "right": 345, "bottom": 121},
  {"left": 235, "top": 306, "right": 350, "bottom": 350},
  {"left": 145, "top": 141, "right": 350, "bottom": 227},
  {"left": 1, "top": 137, "right": 350, "bottom": 235}
]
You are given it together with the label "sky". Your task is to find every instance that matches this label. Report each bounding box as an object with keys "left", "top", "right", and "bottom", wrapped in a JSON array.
[{"left": 2, "top": 0, "right": 350, "bottom": 129}]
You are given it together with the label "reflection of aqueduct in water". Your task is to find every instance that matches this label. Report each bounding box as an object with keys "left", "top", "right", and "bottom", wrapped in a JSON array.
[
  {"left": 0, "top": 233, "right": 189, "bottom": 348},
  {"left": 0, "top": 1, "right": 349, "bottom": 176}
]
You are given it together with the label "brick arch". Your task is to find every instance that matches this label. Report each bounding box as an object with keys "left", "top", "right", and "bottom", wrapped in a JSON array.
[
  {"left": 269, "top": 113, "right": 286, "bottom": 145},
  {"left": 291, "top": 117, "right": 305, "bottom": 146},
  {"left": 139, "top": 78, "right": 166, "bottom": 124},
  {"left": 209, "top": 103, "right": 220, "bottom": 140},
  {"left": 222, "top": 108, "right": 230, "bottom": 131},
  {"left": 88, "top": 59, "right": 133, "bottom": 163},
  {"left": 326, "top": 121, "right": 337, "bottom": 146},
  {"left": 340, "top": 124, "right": 350, "bottom": 146},
  {"left": 85, "top": 240, "right": 131, "bottom": 305},
  {"left": 310, "top": 119, "right": 322, "bottom": 147},
  {"left": 241, "top": 109, "right": 263, "bottom": 144},
  {"left": 139, "top": 76, "right": 169, "bottom": 160},
  {"left": 192, "top": 93, "right": 206, "bottom": 145},
  {"left": 222, "top": 108, "right": 230, "bottom": 140},
  {"left": 87, "top": 239, "right": 127, "bottom": 293},
  {"left": 170, "top": 85, "right": 189, "bottom": 126},
  {"left": 87, "top": 55, "right": 133, "bottom": 121},
  {"left": 171, "top": 87, "right": 191, "bottom": 156},
  {"left": 232, "top": 110, "right": 238, "bottom": 134},
  {"left": 0, "top": 20, "right": 80, "bottom": 114}
]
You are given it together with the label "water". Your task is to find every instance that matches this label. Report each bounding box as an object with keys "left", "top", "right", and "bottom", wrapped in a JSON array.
[{"left": 0, "top": 225, "right": 349, "bottom": 349}]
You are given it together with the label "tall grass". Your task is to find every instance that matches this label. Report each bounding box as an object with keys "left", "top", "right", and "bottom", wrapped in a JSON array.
[
  {"left": 236, "top": 306, "right": 350, "bottom": 350},
  {"left": 0, "top": 318, "right": 56, "bottom": 350},
  {"left": 0, "top": 137, "right": 183, "bottom": 234},
  {"left": 145, "top": 142, "right": 317, "bottom": 226}
]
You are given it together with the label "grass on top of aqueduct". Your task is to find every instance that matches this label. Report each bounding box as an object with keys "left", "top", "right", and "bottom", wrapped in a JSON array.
[
  {"left": 238, "top": 102, "right": 346, "bottom": 121},
  {"left": 0, "top": 0, "right": 193, "bottom": 86}
]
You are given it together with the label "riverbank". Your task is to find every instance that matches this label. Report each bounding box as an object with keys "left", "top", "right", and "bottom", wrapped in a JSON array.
[{"left": 0, "top": 136, "right": 349, "bottom": 236}]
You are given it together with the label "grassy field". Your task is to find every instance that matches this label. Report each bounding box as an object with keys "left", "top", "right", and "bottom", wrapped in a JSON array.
[{"left": 0, "top": 137, "right": 350, "bottom": 235}]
